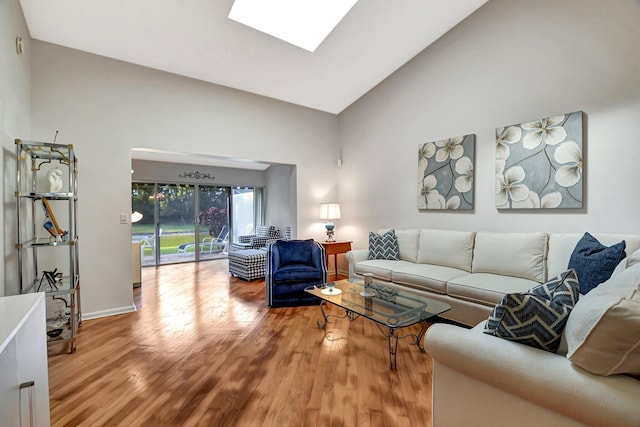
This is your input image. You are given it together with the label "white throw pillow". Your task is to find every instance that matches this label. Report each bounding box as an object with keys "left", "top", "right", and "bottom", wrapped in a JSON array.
[
  {"left": 416, "top": 229, "right": 475, "bottom": 272},
  {"left": 565, "top": 263, "right": 640, "bottom": 376},
  {"left": 627, "top": 248, "right": 640, "bottom": 268},
  {"left": 472, "top": 232, "right": 547, "bottom": 282},
  {"left": 394, "top": 229, "right": 420, "bottom": 263}
]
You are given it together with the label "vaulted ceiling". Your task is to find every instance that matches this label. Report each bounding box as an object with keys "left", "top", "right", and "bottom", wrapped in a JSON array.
[{"left": 19, "top": 0, "right": 487, "bottom": 115}]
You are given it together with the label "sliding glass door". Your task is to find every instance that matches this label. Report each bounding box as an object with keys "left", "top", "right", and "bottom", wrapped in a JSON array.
[
  {"left": 132, "top": 182, "right": 236, "bottom": 266},
  {"left": 157, "top": 183, "right": 196, "bottom": 265},
  {"left": 197, "top": 186, "right": 230, "bottom": 261}
]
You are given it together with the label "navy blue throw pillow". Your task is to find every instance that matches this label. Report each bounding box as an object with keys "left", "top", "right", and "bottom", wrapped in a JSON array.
[{"left": 568, "top": 233, "right": 626, "bottom": 294}]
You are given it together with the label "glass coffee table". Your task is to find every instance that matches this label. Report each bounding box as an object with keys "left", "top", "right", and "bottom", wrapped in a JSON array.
[{"left": 305, "top": 279, "right": 451, "bottom": 370}]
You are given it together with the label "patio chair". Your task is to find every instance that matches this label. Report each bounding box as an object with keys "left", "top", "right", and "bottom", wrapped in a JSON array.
[
  {"left": 177, "top": 225, "right": 229, "bottom": 255},
  {"left": 140, "top": 228, "right": 162, "bottom": 258},
  {"left": 201, "top": 225, "right": 229, "bottom": 254}
]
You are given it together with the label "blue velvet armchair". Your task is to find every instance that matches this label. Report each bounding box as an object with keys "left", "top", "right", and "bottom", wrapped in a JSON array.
[{"left": 266, "top": 239, "right": 328, "bottom": 307}]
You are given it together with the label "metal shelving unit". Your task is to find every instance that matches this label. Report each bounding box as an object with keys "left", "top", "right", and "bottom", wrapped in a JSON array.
[{"left": 15, "top": 139, "right": 81, "bottom": 353}]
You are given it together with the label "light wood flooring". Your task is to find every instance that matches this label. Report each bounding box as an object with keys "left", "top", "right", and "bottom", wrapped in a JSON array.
[{"left": 47, "top": 260, "right": 434, "bottom": 426}]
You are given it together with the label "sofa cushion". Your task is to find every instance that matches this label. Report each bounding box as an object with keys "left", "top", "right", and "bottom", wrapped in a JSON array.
[
  {"left": 355, "top": 259, "right": 413, "bottom": 282},
  {"left": 272, "top": 265, "right": 324, "bottom": 284},
  {"left": 256, "top": 225, "right": 278, "bottom": 238},
  {"left": 368, "top": 229, "right": 399, "bottom": 260},
  {"left": 416, "top": 229, "right": 475, "bottom": 272},
  {"left": 547, "top": 233, "right": 640, "bottom": 279},
  {"left": 472, "top": 232, "right": 547, "bottom": 282},
  {"left": 484, "top": 269, "right": 580, "bottom": 352},
  {"left": 568, "top": 232, "right": 626, "bottom": 294},
  {"left": 565, "top": 263, "right": 640, "bottom": 376},
  {"left": 446, "top": 273, "right": 537, "bottom": 306},
  {"left": 628, "top": 248, "right": 640, "bottom": 268},
  {"left": 393, "top": 229, "right": 420, "bottom": 263},
  {"left": 391, "top": 263, "right": 469, "bottom": 294}
]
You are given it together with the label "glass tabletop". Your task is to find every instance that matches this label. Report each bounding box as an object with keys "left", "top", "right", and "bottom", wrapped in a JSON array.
[{"left": 305, "top": 279, "right": 451, "bottom": 328}]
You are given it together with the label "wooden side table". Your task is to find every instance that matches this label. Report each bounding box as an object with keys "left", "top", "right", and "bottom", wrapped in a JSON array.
[{"left": 321, "top": 241, "right": 352, "bottom": 278}]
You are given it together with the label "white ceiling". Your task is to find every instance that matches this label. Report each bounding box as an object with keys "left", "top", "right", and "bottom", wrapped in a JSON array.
[{"left": 19, "top": 0, "right": 487, "bottom": 115}]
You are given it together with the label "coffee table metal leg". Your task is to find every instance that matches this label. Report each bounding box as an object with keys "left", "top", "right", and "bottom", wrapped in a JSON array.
[
  {"left": 388, "top": 327, "right": 399, "bottom": 370},
  {"left": 317, "top": 301, "right": 351, "bottom": 329},
  {"left": 317, "top": 300, "right": 329, "bottom": 329}
]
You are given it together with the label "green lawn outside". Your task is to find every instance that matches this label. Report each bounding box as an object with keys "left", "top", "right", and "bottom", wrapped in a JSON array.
[{"left": 134, "top": 223, "right": 219, "bottom": 255}]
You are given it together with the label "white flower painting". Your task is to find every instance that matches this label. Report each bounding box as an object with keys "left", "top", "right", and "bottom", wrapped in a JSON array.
[
  {"left": 418, "top": 134, "right": 475, "bottom": 210},
  {"left": 495, "top": 111, "right": 583, "bottom": 209}
]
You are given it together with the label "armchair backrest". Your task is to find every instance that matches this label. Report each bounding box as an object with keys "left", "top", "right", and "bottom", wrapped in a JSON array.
[{"left": 268, "top": 239, "right": 327, "bottom": 271}]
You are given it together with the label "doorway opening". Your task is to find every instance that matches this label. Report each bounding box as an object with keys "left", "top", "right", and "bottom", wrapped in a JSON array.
[{"left": 132, "top": 182, "right": 261, "bottom": 266}]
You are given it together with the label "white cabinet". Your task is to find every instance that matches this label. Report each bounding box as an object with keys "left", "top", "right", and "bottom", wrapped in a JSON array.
[{"left": 0, "top": 293, "right": 50, "bottom": 427}]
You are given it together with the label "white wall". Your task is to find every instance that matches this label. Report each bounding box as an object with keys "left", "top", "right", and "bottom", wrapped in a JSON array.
[
  {"left": 1, "top": 0, "right": 31, "bottom": 296},
  {"left": 30, "top": 42, "right": 338, "bottom": 318},
  {"left": 265, "top": 164, "right": 297, "bottom": 237},
  {"left": 338, "top": 0, "right": 640, "bottom": 250}
]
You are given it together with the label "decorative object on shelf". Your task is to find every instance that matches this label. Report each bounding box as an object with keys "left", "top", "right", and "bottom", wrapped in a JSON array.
[
  {"left": 418, "top": 134, "right": 475, "bottom": 210},
  {"left": 36, "top": 269, "right": 63, "bottom": 292},
  {"left": 42, "top": 197, "right": 68, "bottom": 242},
  {"left": 320, "top": 202, "right": 341, "bottom": 241},
  {"left": 496, "top": 111, "right": 583, "bottom": 209},
  {"left": 47, "top": 167, "right": 64, "bottom": 192},
  {"left": 178, "top": 171, "right": 215, "bottom": 180}
]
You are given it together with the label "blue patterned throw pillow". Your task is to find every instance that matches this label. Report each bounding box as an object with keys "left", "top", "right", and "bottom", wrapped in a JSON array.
[
  {"left": 568, "top": 232, "right": 626, "bottom": 294},
  {"left": 484, "top": 269, "right": 580, "bottom": 352},
  {"left": 368, "top": 230, "right": 399, "bottom": 260}
]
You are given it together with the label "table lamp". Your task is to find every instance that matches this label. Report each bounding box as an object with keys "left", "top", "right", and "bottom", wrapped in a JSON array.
[
  {"left": 320, "top": 203, "right": 341, "bottom": 242},
  {"left": 131, "top": 210, "right": 143, "bottom": 223}
]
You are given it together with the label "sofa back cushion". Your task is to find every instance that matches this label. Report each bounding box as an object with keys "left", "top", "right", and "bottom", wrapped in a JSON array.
[
  {"left": 548, "top": 233, "right": 640, "bottom": 278},
  {"left": 394, "top": 229, "right": 420, "bottom": 263},
  {"left": 377, "top": 229, "right": 419, "bottom": 262},
  {"left": 472, "top": 232, "right": 547, "bottom": 282},
  {"left": 417, "top": 229, "right": 475, "bottom": 272}
]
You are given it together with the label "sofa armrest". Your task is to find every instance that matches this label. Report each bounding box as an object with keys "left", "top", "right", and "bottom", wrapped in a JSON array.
[
  {"left": 425, "top": 324, "right": 640, "bottom": 427},
  {"left": 346, "top": 249, "right": 369, "bottom": 280}
]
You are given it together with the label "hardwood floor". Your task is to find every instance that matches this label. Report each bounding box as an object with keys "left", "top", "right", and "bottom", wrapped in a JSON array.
[{"left": 48, "top": 260, "right": 434, "bottom": 426}]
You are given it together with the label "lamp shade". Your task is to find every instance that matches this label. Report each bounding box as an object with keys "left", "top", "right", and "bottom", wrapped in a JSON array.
[
  {"left": 131, "top": 210, "right": 144, "bottom": 223},
  {"left": 320, "top": 203, "right": 341, "bottom": 220}
]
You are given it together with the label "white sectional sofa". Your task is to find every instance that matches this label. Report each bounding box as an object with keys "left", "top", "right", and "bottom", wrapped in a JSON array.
[
  {"left": 346, "top": 229, "right": 640, "bottom": 326},
  {"left": 347, "top": 228, "right": 640, "bottom": 426}
]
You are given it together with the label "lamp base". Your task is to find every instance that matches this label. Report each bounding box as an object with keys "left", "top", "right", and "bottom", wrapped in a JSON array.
[
  {"left": 325, "top": 229, "right": 335, "bottom": 242},
  {"left": 325, "top": 220, "right": 335, "bottom": 242}
]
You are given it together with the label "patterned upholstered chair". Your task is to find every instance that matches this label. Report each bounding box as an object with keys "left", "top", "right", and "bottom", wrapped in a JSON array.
[
  {"left": 266, "top": 239, "right": 327, "bottom": 307},
  {"left": 231, "top": 225, "right": 280, "bottom": 251}
]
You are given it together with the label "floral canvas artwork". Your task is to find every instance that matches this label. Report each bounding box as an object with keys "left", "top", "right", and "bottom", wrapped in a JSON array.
[
  {"left": 417, "top": 134, "right": 475, "bottom": 210},
  {"left": 496, "top": 111, "right": 583, "bottom": 209}
]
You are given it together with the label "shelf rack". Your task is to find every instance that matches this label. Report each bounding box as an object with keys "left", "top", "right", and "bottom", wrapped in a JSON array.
[{"left": 15, "top": 139, "right": 81, "bottom": 353}]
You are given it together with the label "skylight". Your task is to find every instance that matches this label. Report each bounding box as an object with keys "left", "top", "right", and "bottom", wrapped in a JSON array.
[{"left": 228, "top": 0, "right": 359, "bottom": 52}]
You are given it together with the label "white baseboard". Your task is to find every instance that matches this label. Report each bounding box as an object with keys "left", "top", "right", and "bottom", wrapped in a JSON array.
[{"left": 81, "top": 304, "right": 137, "bottom": 321}]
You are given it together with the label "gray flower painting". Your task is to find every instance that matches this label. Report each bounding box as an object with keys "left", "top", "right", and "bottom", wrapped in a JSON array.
[
  {"left": 418, "top": 134, "right": 475, "bottom": 210},
  {"left": 496, "top": 111, "right": 583, "bottom": 209}
]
